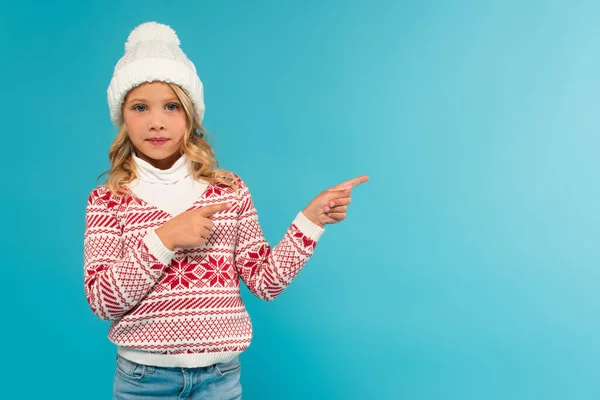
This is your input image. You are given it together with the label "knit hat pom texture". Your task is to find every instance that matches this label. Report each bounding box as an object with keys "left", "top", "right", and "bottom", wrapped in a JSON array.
[{"left": 125, "top": 22, "right": 181, "bottom": 51}]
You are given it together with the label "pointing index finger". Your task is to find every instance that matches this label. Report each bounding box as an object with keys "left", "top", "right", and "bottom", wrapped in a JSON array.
[
  {"left": 198, "top": 202, "right": 232, "bottom": 218},
  {"left": 331, "top": 175, "right": 369, "bottom": 190}
]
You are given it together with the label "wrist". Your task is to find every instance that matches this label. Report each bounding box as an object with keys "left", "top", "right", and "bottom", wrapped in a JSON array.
[
  {"left": 155, "top": 225, "right": 175, "bottom": 251},
  {"left": 302, "top": 210, "right": 324, "bottom": 228}
]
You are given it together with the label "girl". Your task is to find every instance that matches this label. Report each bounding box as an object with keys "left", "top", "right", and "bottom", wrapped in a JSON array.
[{"left": 84, "top": 22, "right": 367, "bottom": 400}]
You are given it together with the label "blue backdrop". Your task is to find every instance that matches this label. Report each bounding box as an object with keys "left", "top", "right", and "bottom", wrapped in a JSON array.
[{"left": 2, "top": 0, "right": 599, "bottom": 399}]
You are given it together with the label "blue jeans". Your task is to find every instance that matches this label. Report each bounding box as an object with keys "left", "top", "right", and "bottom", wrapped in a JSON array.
[{"left": 113, "top": 354, "right": 242, "bottom": 399}]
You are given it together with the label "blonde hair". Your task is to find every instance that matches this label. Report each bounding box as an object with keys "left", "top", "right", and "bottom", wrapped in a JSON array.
[{"left": 99, "top": 83, "right": 237, "bottom": 196}]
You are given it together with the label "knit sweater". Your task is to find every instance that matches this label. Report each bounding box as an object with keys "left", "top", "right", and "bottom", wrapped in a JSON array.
[{"left": 83, "top": 156, "right": 324, "bottom": 368}]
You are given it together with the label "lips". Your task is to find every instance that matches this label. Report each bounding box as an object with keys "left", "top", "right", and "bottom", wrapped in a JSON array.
[{"left": 147, "top": 137, "right": 169, "bottom": 146}]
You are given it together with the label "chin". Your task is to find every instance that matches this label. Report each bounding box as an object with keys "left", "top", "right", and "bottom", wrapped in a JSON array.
[
  {"left": 144, "top": 145, "right": 176, "bottom": 157},
  {"left": 138, "top": 146, "right": 182, "bottom": 164}
]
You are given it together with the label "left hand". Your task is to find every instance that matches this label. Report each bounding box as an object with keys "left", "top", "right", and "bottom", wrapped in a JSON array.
[{"left": 302, "top": 175, "right": 369, "bottom": 228}]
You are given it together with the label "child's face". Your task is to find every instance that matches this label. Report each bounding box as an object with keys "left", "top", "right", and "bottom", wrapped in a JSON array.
[{"left": 122, "top": 81, "right": 188, "bottom": 169}]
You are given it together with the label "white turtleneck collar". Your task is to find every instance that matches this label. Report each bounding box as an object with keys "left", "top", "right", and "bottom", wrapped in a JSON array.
[
  {"left": 133, "top": 153, "right": 191, "bottom": 184},
  {"left": 127, "top": 153, "right": 208, "bottom": 218}
]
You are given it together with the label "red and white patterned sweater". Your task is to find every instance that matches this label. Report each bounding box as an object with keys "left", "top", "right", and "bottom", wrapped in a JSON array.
[{"left": 83, "top": 175, "right": 323, "bottom": 367}]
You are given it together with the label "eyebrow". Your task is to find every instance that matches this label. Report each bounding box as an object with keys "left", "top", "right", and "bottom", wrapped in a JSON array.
[{"left": 125, "top": 98, "right": 181, "bottom": 104}]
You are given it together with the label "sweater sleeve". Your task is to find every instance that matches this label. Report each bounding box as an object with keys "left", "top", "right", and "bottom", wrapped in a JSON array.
[
  {"left": 233, "top": 178, "right": 324, "bottom": 301},
  {"left": 83, "top": 187, "right": 174, "bottom": 321}
]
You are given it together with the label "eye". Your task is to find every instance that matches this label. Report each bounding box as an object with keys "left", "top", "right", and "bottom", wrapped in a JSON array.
[
  {"left": 165, "top": 103, "right": 180, "bottom": 111},
  {"left": 132, "top": 104, "right": 147, "bottom": 112}
]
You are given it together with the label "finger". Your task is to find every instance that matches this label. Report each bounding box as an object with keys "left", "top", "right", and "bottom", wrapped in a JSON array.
[
  {"left": 198, "top": 202, "right": 232, "bottom": 218},
  {"left": 325, "top": 188, "right": 352, "bottom": 200},
  {"left": 327, "top": 197, "right": 352, "bottom": 208},
  {"left": 203, "top": 220, "right": 214, "bottom": 231},
  {"left": 325, "top": 212, "right": 346, "bottom": 221},
  {"left": 323, "top": 204, "right": 348, "bottom": 213},
  {"left": 331, "top": 205, "right": 348, "bottom": 213},
  {"left": 328, "top": 175, "right": 369, "bottom": 191},
  {"left": 195, "top": 226, "right": 210, "bottom": 239}
]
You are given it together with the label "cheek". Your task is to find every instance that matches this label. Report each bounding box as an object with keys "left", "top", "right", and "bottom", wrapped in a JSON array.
[
  {"left": 124, "top": 122, "right": 145, "bottom": 143},
  {"left": 171, "top": 114, "right": 188, "bottom": 139}
]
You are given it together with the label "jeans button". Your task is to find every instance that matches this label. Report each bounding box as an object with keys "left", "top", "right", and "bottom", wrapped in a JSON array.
[{"left": 207, "top": 366, "right": 214, "bottom": 373}]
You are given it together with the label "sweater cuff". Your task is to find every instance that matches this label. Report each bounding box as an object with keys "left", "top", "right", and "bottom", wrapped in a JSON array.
[
  {"left": 294, "top": 211, "right": 325, "bottom": 242},
  {"left": 143, "top": 230, "right": 175, "bottom": 266}
]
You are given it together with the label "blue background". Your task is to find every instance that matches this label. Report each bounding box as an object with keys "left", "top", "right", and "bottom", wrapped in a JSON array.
[{"left": 2, "top": 0, "right": 599, "bottom": 399}]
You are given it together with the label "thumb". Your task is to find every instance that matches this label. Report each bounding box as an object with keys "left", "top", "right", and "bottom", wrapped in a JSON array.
[
  {"left": 326, "top": 188, "right": 352, "bottom": 199},
  {"left": 197, "top": 202, "right": 232, "bottom": 218}
]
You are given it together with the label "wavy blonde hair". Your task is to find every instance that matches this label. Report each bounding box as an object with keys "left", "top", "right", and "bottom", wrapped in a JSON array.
[{"left": 99, "top": 83, "right": 237, "bottom": 196}]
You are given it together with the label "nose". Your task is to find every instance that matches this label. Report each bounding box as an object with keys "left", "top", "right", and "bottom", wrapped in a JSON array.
[{"left": 149, "top": 111, "right": 166, "bottom": 131}]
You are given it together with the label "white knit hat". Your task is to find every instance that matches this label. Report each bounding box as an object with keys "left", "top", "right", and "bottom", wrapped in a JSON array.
[{"left": 107, "top": 22, "right": 205, "bottom": 126}]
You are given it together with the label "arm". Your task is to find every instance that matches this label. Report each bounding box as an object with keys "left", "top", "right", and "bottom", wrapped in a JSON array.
[
  {"left": 83, "top": 187, "right": 175, "bottom": 320},
  {"left": 233, "top": 180, "right": 324, "bottom": 301}
]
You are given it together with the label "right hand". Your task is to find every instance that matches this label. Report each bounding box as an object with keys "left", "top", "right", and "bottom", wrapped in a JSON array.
[{"left": 155, "top": 202, "right": 232, "bottom": 251}]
